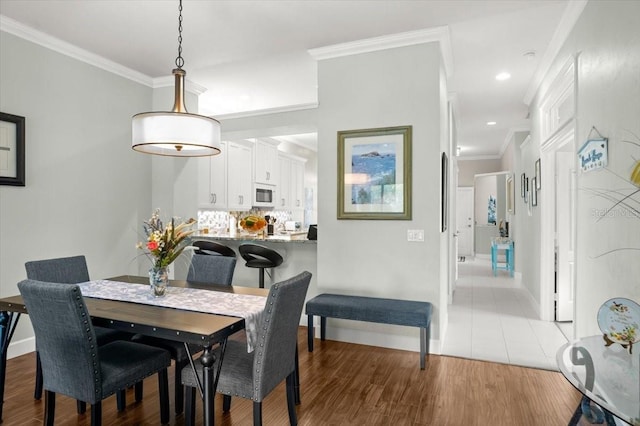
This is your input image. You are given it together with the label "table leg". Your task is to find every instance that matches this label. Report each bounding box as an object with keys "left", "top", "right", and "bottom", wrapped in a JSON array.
[
  {"left": 201, "top": 345, "right": 216, "bottom": 426},
  {"left": 0, "top": 311, "right": 21, "bottom": 422}
]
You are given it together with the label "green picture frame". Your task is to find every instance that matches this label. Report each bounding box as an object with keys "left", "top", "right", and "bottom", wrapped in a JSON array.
[{"left": 337, "top": 125, "right": 412, "bottom": 220}]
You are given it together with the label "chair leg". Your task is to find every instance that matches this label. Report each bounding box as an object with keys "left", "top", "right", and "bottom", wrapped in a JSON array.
[
  {"left": 286, "top": 372, "right": 298, "bottom": 425},
  {"left": 134, "top": 381, "right": 143, "bottom": 402},
  {"left": 116, "top": 389, "right": 126, "bottom": 411},
  {"left": 253, "top": 401, "right": 263, "bottom": 426},
  {"left": 77, "top": 400, "right": 87, "bottom": 414},
  {"left": 258, "top": 268, "right": 265, "bottom": 288},
  {"left": 34, "top": 351, "right": 43, "bottom": 400},
  {"left": 90, "top": 401, "right": 102, "bottom": 426},
  {"left": 158, "top": 368, "right": 170, "bottom": 425},
  {"left": 44, "top": 390, "right": 55, "bottom": 426},
  {"left": 174, "top": 359, "right": 189, "bottom": 414},
  {"left": 223, "top": 394, "right": 232, "bottom": 412},
  {"left": 294, "top": 345, "right": 301, "bottom": 405},
  {"left": 184, "top": 387, "right": 196, "bottom": 426}
]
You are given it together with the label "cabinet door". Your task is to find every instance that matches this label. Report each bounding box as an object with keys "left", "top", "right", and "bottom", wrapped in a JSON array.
[
  {"left": 278, "top": 156, "right": 291, "bottom": 209},
  {"left": 197, "top": 141, "right": 227, "bottom": 208},
  {"left": 254, "top": 140, "right": 278, "bottom": 185},
  {"left": 227, "top": 142, "right": 252, "bottom": 211},
  {"left": 291, "top": 159, "right": 305, "bottom": 210}
]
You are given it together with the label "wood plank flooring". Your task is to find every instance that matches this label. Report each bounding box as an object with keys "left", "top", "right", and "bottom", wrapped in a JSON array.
[{"left": 2, "top": 327, "right": 580, "bottom": 425}]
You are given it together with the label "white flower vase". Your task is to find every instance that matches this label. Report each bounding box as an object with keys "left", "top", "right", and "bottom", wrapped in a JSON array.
[{"left": 149, "top": 266, "right": 169, "bottom": 297}]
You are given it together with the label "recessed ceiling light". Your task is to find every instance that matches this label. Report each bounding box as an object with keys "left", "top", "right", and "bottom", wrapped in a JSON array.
[
  {"left": 495, "top": 72, "right": 511, "bottom": 81},
  {"left": 486, "top": 121, "right": 497, "bottom": 126}
]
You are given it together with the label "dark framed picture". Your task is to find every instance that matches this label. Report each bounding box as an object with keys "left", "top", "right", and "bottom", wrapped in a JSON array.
[
  {"left": 535, "top": 158, "right": 541, "bottom": 190},
  {"left": 337, "top": 125, "right": 412, "bottom": 220},
  {"left": 523, "top": 177, "right": 529, "bottom": 203},
  {"left": 521, "top": 173, "right": 526, "bottom": 198},
  {"left": 532, "top": 177, "right": 538, "bottom": 206},
  {"left": 0, "top": 112, "right": 26, "bottom": 186},
  {"left": 441, "top": 152, "right": 448, "bottom": 232}
]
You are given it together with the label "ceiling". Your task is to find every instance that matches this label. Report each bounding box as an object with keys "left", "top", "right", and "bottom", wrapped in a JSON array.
[{"left": 0, "top": 0, "right": 570, "bottom": 158}]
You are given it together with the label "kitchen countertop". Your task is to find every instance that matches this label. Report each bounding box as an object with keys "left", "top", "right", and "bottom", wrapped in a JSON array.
[{"left": 192, "top": 231, "right": 316, "bottom": 244}]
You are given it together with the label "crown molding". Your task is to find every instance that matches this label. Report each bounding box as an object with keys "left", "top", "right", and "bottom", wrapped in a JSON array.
[
  {"left": 152, "top": 75, "right": 208, "bottom": 96},
  {"left": 499, "top": 126, "right": 530, "bottom": 157},
  {"left": 309, "top": 26, "right": 453, "bottom": 78},
  {"left": 523, "top": 0, "right": 588, "bottom": 105},
  {"left": 1, "top": 15, "right": 154, "bottom": 87},
  {"left": 214, "top": 102, "right": 318, "bottom": 121}
]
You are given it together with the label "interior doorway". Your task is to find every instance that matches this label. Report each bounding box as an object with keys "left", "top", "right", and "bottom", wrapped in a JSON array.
[{"left": 456, "top": 187, "right": 474, "bottom": 259}]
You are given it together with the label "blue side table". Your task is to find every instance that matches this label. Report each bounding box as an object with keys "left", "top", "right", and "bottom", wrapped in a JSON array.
[{"left": 491, "top": 238, "right": 514, "bottom": 277}]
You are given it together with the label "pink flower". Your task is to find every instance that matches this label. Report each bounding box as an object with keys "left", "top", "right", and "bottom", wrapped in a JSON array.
[{"left": 147, "top": 241, "right": 159, "bottom": 250}]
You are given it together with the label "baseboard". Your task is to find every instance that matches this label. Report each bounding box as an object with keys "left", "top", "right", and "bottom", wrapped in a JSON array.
[
  {"left": 476, "top": 254, "right": 491, "bottom": 260},
  {"left": 8, "top": 336, "right": 35, "bottom": 359}
]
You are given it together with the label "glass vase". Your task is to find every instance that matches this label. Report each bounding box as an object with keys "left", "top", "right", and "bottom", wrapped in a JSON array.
[{"left": 149, "top": 266, "right": 169, "bottom": 297}]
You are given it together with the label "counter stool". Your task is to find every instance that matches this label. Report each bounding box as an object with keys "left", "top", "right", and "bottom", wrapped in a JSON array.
[
  {"left": 192, "top": 240, "right": 237, "bottom": 257},
  {"left": 239, "top": 244, "right": 284, "bottom": 288}
]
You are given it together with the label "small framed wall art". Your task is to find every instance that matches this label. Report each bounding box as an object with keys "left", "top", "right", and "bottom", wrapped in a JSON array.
[{"left": 0, "top": 112, "right": 26, "bottom": 186}]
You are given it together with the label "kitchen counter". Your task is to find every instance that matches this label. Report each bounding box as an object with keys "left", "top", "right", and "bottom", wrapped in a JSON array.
[
  {"left": 192, "top": 230, "right": 315, "bottom": 243},
  {"left": 185, "top": 232, "right": 317, "bottom": 293}
]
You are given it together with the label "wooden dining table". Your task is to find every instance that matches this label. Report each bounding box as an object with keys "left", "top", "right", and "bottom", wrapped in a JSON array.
[{"left": 0, "top": 275, "right": 269, "bottom": 425}]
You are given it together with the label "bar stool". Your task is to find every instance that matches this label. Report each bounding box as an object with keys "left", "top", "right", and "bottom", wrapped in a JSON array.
[
  {"left": 491, "top": 238, "right": 514, "bottom": 277},
  {"left": 192, "top": 240, "right": 237, "bottom": 257},
  {"left": 239, "top": 244, "right": 284, "bottom": 288}
]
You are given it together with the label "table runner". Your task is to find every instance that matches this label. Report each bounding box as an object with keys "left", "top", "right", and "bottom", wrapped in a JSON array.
[{"left": 77, "top": 280, "right": 267, "bottom": 352}]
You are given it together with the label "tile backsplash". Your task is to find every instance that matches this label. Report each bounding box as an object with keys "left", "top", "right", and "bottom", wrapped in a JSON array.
[{"left": 197, "top": 209, "right": 293, "bottom": 233}]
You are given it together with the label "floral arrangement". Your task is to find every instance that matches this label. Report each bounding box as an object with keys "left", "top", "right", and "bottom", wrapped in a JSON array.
[{"left": 137, "top": 209, "right": 196, "bottom": 269}]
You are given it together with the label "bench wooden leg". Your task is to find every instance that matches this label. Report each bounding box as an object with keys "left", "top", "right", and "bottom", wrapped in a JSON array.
[{"left": 307, "top": 315, "right": 314, "bottom": 352}]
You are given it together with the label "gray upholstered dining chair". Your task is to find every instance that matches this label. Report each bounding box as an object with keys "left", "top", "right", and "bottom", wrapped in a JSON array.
[
  {"left": 25, "top": 255, "right": 133, "bottom": 413},
  {"left": 181, "top": 270, "right": 312, "bottom": 426},
  {"left": 17, "top": 279, "right": 171, "bottom": 426},
  {"left": 133, "top": 249, "right": 237, "bottom": 414}
]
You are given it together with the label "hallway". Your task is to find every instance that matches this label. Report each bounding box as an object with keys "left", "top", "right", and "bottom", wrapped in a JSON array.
[{"left": 441, "top": 257, "right": 568, "bottom": 371}]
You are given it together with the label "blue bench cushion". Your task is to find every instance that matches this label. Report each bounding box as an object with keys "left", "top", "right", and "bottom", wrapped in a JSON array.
[{"left": 305, "top": 294, "right": 432, "bottom": 328}]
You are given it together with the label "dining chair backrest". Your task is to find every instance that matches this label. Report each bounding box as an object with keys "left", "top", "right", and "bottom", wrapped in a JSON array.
[
  {"left": 252, "top": 270, "right": 311, "bottom": 399},
  {"left": 187, "top": 254, "right": 237, "bottom": 286},
  {"left": 25, "top": 255, "right": 90, "bottom": 283},
  {"left": 18, "top": 279, "right": 102, "bottom": 403}
]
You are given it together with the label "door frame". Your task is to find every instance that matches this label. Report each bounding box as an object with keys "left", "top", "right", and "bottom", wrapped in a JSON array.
[{"left": 540, "top": 120, "right": 576, "bottom": 325}]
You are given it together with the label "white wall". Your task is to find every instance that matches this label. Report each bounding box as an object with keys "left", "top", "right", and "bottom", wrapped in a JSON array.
[
  {"left": 316, "top": 42, "right": 447, "bottom": 350},
  {"left": 527, "top": 0, "right": 640, "bottom": 333},
  {"left": 0, "top": 31, "right": 152, "bottom": 356}
]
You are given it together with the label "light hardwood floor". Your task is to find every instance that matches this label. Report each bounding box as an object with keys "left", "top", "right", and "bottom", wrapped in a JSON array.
[{"left": 2, "top": 327, "right": 580, "bottom": 425}]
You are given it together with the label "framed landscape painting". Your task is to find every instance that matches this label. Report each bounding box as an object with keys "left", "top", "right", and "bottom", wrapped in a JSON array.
[{"left": 337, "top": 125, "right": 412, "bottom": 220}]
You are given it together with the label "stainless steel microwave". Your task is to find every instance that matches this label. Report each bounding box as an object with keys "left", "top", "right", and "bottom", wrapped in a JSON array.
[{"left": 253, "top": 183, "right": 275, "bottom": 208}]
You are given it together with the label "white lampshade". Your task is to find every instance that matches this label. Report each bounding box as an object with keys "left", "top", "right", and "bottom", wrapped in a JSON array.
[{"left": 132, "top": 111, "right": 221, "bottom": 157}]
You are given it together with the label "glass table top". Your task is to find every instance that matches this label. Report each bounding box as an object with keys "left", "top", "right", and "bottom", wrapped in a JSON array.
[{"left": 556, "top": 335, "right": 639, "bottom": 425}]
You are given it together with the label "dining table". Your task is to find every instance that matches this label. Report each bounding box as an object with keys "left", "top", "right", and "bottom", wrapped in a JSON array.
[{"left": 0, "top": 275, "right": 269, "bottom": 425}]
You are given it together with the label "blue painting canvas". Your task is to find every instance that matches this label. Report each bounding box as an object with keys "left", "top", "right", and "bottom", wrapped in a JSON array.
[
  {"left": 351, "top": 142, "right": 397, "bottom": 205},
  {"left": 488, "top": 195, "right": 497, "bottom": 224}
]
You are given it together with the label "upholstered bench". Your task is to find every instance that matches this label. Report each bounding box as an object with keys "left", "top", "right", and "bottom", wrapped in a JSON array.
[{"left": 305, "top": 293, "right": 433, "bottom": 369}]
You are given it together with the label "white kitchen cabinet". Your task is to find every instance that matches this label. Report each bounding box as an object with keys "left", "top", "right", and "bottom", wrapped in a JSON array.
[
  {"left": 290, "top": 159, "right": 305, "bottom": 210},
  {"left": 253, "top": 139, "right": 279, "bottom": 185},
  {"left": 227, "top": 141, "right": 252, "bottom": 211},
  {"left": 277, "top": 153, "right": 306, "bottom": 211},
  {"left": 278, "top": 155, "right": 292, "bottom": 209},
  {"left": 197, "top": 141, "right": 227, "bottom": 209}
]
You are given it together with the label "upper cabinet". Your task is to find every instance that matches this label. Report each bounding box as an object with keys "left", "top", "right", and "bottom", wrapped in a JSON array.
[
  {"left": 198, "top": 141, "right": 227, "bottom": 209},
  {"left": 227, "top": 141, "right": 253, "bottom": 211},
  {"left": 253, "top": 139, "right": 279, "bottom": 185},
  {"left": 278, "top": 153, "right": 306, "bottom": 211}
]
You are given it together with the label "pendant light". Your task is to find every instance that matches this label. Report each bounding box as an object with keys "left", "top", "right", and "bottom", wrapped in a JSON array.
[{"left": 132, "top": 0, "right": 221, "bottom": 157}]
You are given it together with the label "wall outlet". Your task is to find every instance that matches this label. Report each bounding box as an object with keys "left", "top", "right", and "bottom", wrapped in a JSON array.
[{"left": 407, "top": 229, "right": 424, "bottom": 242}]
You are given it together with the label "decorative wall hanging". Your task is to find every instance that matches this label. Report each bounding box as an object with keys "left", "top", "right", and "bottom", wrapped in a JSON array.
[
  {"left": 0, "top": 112, "right": 26, "bottom": 186},
  {"left": 506, "top": 174, "right": 515, "bottom": 214},
  {"left": 532, "top": 177, "right": 538, "bottom": 206},
  {"left": 535, "top": 158, "right": 541, "bottom": 190},
  {"left": 578, "top": 127, "right": 608, "bottom": 172},
  {"left": 521, "top": 173, "right": 526, "bottom": 198},
  {"left": 441, "top": 152, "right": 448, "bottom": 231},
  {"left": 337, "top": 126, "right": 412, "bottom": 220}
]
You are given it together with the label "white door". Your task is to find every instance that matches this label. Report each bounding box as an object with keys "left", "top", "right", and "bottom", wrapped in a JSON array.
[
  {"left": 556, "top": 151, "right": 575, "bottom": 321},
  {"left": 456, "top": 187, "right": 474, "bottom": 257}
]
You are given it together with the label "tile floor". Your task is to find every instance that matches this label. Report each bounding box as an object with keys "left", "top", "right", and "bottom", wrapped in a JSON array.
[{"left": 441, "top": 257, "right": 569, "bottom": 371}]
